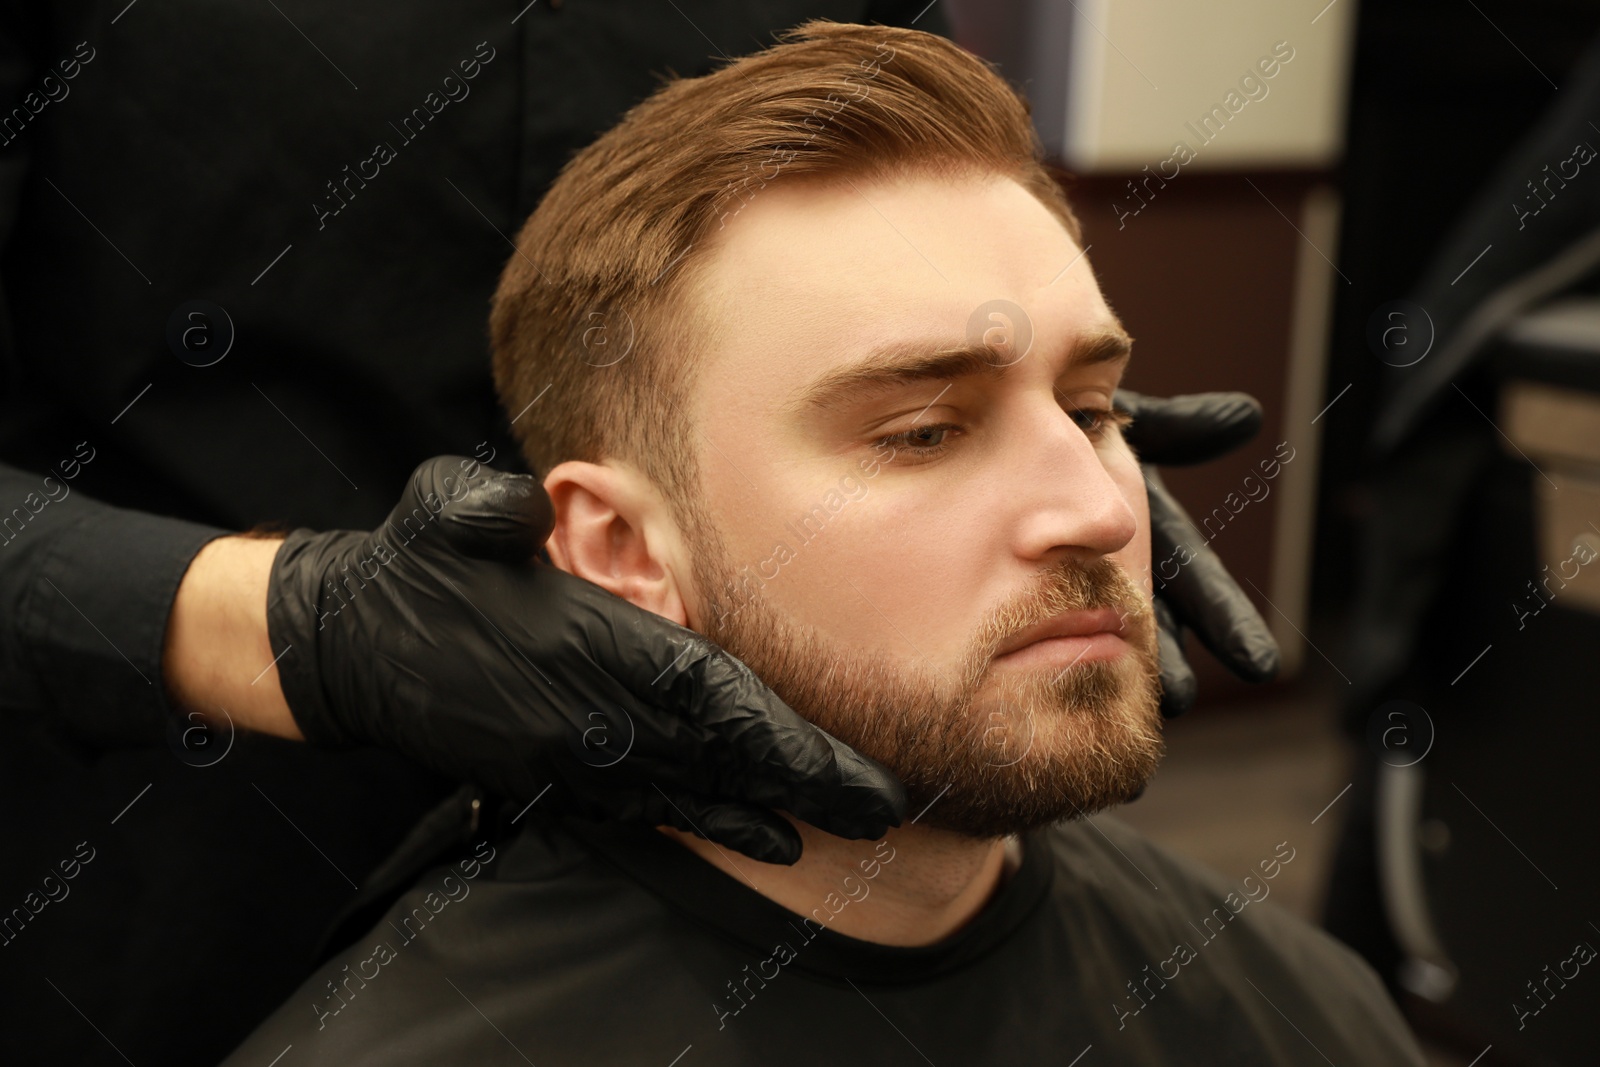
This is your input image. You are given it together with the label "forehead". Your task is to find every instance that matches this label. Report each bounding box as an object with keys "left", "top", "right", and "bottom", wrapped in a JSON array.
[{"left": 687, "top": 172, "right": 1115, "bottom": 405}]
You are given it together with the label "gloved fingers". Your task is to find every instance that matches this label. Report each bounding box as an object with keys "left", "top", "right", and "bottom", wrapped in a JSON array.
[
  {"left": 648, "top": 788, "right": 805, "bottom": 865},
  {"left": 1154, "top": 599, "right": 1197, "bottom": 718},
  {"left": 649, "top": 637, "right": 908, "bottom": 839},
  {"left": 573, "top": 584, "right": 908, "bottom": 838},
  {"left": 1116, "top": 389, "right": 1264, "bottom": 466},
  {"left": 1146, "top": 468, "right": 1280, "bottom": 683},
  {"left": 398, "top": 455, "right": 554, "bottom": 563}
]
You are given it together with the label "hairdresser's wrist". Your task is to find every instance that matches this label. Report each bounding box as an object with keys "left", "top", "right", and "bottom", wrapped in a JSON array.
[{"left": 163, "top": 534, "right": 304, "bottom": 740}]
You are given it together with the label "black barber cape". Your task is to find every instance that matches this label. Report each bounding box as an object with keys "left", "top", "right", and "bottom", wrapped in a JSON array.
[{"left": 222, "top": 814, "right": 1426, "bottom": 1066}]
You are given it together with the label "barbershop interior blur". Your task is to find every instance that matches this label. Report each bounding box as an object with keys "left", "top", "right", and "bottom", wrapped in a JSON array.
[{"left": 945, "top": 0, "right": 1600, "bottom": 1063}]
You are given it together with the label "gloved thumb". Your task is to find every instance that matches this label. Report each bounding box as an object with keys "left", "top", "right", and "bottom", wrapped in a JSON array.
[{"left": 397, "top": 456, "right": 554, "bottom": 565}]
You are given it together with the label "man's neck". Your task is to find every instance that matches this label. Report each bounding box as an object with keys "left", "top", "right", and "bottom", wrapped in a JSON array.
[{"left": 659, "top": 817, "right": 1018, "bottom": 947}]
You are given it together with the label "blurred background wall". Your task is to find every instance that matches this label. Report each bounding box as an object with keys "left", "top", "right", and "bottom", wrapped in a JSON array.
[{"left": 942, "top": 3, "right": 1600, "bottom": 1065}]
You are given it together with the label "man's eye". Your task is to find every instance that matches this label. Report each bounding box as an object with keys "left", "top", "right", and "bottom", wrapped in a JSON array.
[
  {"left": 874, "top": 422, "right": 958, "bottom": 460},
  {"left": 1069, "top": 406, "right": 1134, "bottom": 439}
]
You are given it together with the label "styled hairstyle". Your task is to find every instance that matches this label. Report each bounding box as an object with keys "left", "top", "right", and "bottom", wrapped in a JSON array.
[{"left": 490, "top": 19, "right": 1082, "bottom": 520}]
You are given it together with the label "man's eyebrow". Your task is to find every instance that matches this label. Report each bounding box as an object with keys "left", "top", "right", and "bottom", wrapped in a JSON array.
[{"left": 787, "top": 326, "right": 1134, "bottom": 417}]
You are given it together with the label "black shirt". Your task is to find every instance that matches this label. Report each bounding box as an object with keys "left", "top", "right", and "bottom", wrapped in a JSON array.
[
  {"left": 0, "top": 4, "right": 946, "bottom": 1064},
  {"left": 221, "top": 814, "right": 1427, "bottom": 1066}
]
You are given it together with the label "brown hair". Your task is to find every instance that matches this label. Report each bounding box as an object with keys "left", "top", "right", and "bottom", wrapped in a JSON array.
[{"left": 490, "top": 19, "right": 1081, "bottom": 519}]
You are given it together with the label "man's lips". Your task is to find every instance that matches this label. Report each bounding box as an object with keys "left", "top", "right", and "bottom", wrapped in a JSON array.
[{"left": 992, "top": 606, "right": 1128, "bottom": 660}]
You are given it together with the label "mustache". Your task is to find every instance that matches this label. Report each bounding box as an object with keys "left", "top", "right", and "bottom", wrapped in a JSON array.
[{"left": 961, "top": 557, "right": 1151, "bottom": 678}]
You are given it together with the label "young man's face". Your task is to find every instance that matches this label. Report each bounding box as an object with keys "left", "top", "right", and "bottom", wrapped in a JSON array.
[{"left": 665, "top": 171, "right": 1165, "bottom": 837}]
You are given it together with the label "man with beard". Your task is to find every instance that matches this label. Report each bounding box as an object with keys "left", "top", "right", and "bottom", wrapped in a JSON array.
[{"left": 222, "top": 20, "right": 1425, "bottom": 1066}]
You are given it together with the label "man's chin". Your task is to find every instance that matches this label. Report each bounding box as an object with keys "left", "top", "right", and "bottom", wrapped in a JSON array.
[{"left": 885, "top": 656, "right": 1166, "bottom": 839}]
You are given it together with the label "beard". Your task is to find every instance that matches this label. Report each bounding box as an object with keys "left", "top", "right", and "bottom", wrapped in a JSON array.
[{"left": 683, "top": 511, "right": 1166, "bottom": 840}]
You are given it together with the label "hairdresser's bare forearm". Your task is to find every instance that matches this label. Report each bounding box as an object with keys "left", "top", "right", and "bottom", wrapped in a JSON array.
[{"left": 163, "top": 535, "right": 304, "bottom": 740}]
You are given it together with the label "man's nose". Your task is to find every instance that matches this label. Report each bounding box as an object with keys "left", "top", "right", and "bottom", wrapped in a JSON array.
[{"left": 1007, "top": 402, "right": 1139, "bottom": 561}]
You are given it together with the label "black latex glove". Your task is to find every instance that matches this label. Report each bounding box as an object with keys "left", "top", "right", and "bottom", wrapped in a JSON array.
[
  {"left": 266, "top": 456, "right": 905, "bottom": 865},
  {"left": 1115, "top": 390, "right": 1283, "bottom": 716}
]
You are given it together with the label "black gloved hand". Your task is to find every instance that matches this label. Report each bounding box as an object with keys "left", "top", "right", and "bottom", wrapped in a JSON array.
[
  {"left": 266, "top": 456, "right": 905, "bottom": 865},
  {"left": 1116, "top": 390, "right": 1282, "bottom": 716}
]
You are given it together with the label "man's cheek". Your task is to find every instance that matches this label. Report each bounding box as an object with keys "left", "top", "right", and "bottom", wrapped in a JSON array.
[{"left": 1107, "top": 451, "right": 1152, "bottom": 571}]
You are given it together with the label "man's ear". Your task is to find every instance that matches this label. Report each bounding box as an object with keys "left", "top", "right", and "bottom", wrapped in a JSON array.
[{"left": 542, "top": 460, "right": 690, "bottom": 627}]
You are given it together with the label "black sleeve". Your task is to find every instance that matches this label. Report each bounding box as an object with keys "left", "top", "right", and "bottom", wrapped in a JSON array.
[
  {"left": 0, "top": 460, "right": 227, "bottom": 748},
  {"left": 0, "top": 17, "right": 228, "bottom": 750}
]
